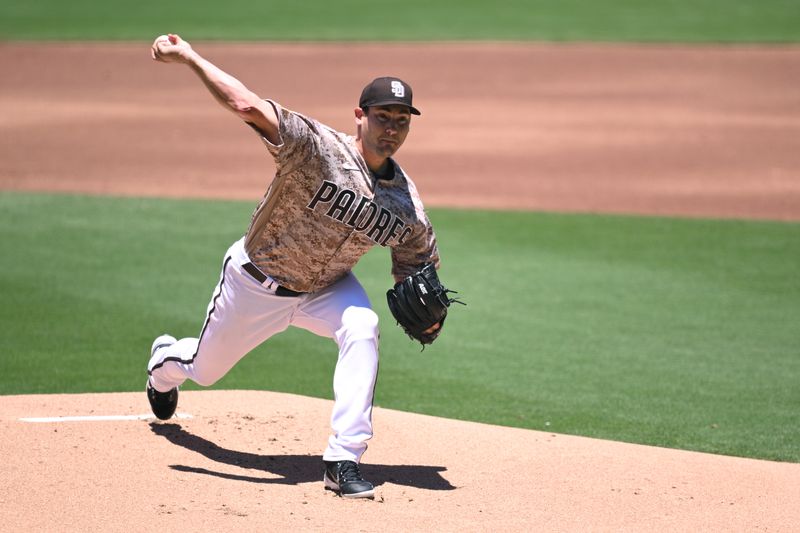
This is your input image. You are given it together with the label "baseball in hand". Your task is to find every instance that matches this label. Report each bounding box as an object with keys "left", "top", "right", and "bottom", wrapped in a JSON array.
[{"left": 151, "top": 34, "right": 189, "bottom": 62}]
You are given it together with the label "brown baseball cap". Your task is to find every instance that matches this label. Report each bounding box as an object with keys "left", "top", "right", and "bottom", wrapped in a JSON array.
[{"left": 359, "top": 77, "right": 421, "bottom": 115}]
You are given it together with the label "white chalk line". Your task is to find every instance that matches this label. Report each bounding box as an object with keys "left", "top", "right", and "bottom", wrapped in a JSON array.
[{"left": 19, "top": 413, "right": 193, "bottom": 423}]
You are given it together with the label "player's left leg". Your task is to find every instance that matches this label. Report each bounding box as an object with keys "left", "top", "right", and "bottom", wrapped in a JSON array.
[{"left": 291, "top": 272, "right": 379, "bottom": 464}]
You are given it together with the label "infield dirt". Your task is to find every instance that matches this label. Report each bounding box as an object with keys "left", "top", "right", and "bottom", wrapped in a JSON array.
[
  {"left": 2, "top": 42, "right": 799, "bottom": 219},
  {"left": 1, "top": 42, "right": 799, "bottom": 532},
  {"left": 3, "top": 391, "right": 800, "bottom": 532}
]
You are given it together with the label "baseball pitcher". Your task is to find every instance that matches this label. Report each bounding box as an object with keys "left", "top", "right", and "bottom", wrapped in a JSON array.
[{"left": 145, "top": 34, "right": 460, "bottom": 499}]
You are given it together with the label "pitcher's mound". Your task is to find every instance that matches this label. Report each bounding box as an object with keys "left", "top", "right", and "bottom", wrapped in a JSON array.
[{"left": 1, "top": 390, "right": 797, "bottom": 531}]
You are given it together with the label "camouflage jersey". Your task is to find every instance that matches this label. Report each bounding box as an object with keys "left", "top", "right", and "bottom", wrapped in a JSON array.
[{"left": 243, "top": 101, "right": 439, "bottom": 293}]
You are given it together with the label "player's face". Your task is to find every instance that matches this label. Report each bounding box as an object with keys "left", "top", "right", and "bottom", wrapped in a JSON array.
[{"left": 358, "top": 105, "right": 411, "bottom": 159}]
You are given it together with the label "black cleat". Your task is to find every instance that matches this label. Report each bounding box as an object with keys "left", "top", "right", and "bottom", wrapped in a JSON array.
[
  {"left": 146, "top": 381, "right": 178, "bottom": 420},
  {"left": 323, "top": 460, "right": 375, "bottom": 499}
]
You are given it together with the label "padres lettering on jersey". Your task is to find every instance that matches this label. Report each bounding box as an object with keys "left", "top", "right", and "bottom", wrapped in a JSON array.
[{"left": 307, "top": 180, "right": 413, "bottom": 247}]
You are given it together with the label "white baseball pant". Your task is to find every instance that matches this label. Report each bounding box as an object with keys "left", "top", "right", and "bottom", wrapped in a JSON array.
[{"left": 147, "top": 237, "right": 380, "bottom": 463}]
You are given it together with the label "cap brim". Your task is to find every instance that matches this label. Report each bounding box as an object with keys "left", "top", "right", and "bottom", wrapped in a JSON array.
[{"left": 364, "top": 100, "right": 421, "bottom": 115}]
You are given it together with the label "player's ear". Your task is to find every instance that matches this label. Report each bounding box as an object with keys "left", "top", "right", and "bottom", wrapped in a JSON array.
[
  {"left": 354, "top": 107, "right": 365, "bottom": 122},
  {"left": 354, "top": 107, "right": 366, "bottom": 137}
]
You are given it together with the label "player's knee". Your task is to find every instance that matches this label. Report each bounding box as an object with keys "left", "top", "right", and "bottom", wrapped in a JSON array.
[{"left": 338, "top": 306, "right": 379, "bottom": 344}]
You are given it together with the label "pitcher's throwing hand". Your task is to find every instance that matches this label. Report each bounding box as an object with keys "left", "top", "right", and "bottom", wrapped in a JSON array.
[{"left": 150, "top": 33, "right": 193, "bottom": 63}]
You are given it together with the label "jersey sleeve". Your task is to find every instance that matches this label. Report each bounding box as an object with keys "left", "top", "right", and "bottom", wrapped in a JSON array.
[
  {"left": 390, "top": 209, "right": 440, "bottom": 280},
  {"left": 248, "top": 100, "right": 319, "bottom": 165}
]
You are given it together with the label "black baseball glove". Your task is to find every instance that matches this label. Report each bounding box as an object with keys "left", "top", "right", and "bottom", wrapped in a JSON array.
[{"left": 386, "top": 264, "right": 464, "bottom": 346}]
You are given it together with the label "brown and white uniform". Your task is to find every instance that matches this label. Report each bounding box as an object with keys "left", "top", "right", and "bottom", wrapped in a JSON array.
[{"left": 148, "top": 101, "right": 438, "bottom": 462}]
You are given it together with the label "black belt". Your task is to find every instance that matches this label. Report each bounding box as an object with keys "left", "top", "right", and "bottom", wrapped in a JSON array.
[{"left": 242, "top": 262, "right": 305, "bottom": 297}]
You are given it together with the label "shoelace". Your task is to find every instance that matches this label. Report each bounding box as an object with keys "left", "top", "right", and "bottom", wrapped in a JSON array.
[{"left": 338, "top": 461, "right": 364, "bottom": 483}]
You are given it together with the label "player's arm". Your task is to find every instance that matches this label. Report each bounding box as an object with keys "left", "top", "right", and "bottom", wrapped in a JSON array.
[
  {"left": 390, "top": 217, "right": 443, "bottom": 335},
  {"left": 150, "top": 34, "right": 279, "bottom": 144},
  {"left": 391, "top": 223, "right": 439, "bottom": 283}
]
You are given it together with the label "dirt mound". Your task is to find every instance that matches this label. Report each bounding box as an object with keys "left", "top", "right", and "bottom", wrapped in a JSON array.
[{"left": 1, "top": 390, "right": 798, "bottom": 531}]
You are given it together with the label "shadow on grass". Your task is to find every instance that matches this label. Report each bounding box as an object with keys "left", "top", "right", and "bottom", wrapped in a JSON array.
[{"left": 150, "top": 423, "right": 455, "bottom": 491}]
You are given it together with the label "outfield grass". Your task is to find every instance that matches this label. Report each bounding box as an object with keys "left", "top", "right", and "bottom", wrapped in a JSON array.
[
  {"left": 1, "top": 193, "right": 798, "bottom": 462},
  {"left": 1, "top": 0, "right": 798, "bottom": 42}
]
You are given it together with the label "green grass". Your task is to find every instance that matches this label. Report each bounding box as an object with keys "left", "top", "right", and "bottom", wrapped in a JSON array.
[
  {"left": 1, "top": 192, "right": 798, "bottom": 462},
  {"left": 1, "top": 0, "right": 798, "bottom": 42}
]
